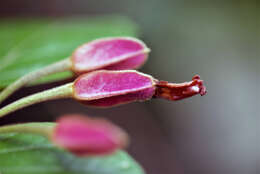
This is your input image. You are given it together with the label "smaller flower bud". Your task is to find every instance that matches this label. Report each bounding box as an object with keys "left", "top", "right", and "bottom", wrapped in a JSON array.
[
  {"left": 52, "top": 115, "right": 129, "bottom": 156},
  {"left": 71, "top": 37, "right": 150, "bottom": 73}
]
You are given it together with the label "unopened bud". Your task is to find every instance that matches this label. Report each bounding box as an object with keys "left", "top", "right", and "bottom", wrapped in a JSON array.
[
  {"left": 52, "top": 115, "right": 129, "bottom": 156},
  {"left": 72, "top": 70, "right": 206, "bottom": 107},
  {"left": 71, "top": 37, "right": 150, "bottom": 73},
  {"left": 0, "top": 71, "right": 207, "bottom": 117}
]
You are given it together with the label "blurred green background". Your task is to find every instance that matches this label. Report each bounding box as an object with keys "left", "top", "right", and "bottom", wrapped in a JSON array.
[{"left": 0, "top": 0, "right": 258, "bottom": 174}]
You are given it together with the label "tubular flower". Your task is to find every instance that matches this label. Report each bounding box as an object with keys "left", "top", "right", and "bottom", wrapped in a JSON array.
[
  {"left": 73, "top": 70, "right": 207, "bottom": 107},
  {"left": 0, "top": 70, "right": 207, "bottom": 117},
  {"left": 52, "top": 115, "right": 129, "bottom": 156}
]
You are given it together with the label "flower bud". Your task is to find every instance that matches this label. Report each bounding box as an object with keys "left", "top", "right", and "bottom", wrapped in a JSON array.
[
  {"left": 0, "top": 70, "right": 207, "bottom": 118},
  {"left": 72, "top": 70, "right": 206, "bottom": 107},
  {"left": 71, "top": 37, "right": 150, "bottom": 73},
  {"left": 52, "top": 115, "right": 129, "bottom": 156}
]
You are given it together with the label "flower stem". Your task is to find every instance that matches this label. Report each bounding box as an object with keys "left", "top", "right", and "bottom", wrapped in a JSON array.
[
  {"left": 0, "top": 83, "right": 73, "bottom": 118},
  {"left": 0, "top": 58, "right": 72, "bottom": 104},
  {"left": 0, "top": 123, "right": 55, "bottom": 137}
]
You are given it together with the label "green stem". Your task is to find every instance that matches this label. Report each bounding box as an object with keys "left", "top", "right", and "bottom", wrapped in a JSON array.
[
  {"left": 0, "top": 58, "right": 72, "bottom": 104},
  {"left": 0, "top": 123, "right": 55, "bottom": 137},
  {"left": 0, "top": 83, "right": 73, "bottom": 118}
]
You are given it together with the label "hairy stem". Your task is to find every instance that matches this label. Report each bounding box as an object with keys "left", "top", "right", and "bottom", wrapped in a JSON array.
[
  {"left": 0, "top": 123, "right": 55, "bottom": 137},
  {"left": 0, "top": 83, "right": 73, "bottom": 118},
  {"left": 0, "top": 58, "right": 72, "bottom": 104}
]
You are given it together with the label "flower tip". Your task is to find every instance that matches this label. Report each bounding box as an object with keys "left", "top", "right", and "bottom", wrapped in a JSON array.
[
  {"left": 52, "top": 115, "right": 129, "bottom": 156},
  {"left": 191, "top": 75, "right": 207, "bottom": 96},
  {"left": 143, "top": 47, "right": 151, "bottom": 53},
  {"left": 199, "top": 83, "right": 207, "bottom": 96},
  {"left": 192, "top": 74, "right": 201, "bottom": 80},
  {"left": 155, "top": 75, "right": 207, "bottom": 101}
]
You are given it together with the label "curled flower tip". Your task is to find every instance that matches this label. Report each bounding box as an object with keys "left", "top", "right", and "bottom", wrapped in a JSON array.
[
  {"left": 52, "top": 115, "right": 129, "bottom": 156},
  {"left": 71, "top": 37, "right": 150, "bottom": 73},
  {"left": 155, "top": 75, "right": 207, "bottom": 101},
  {"left": 192, "top": 75, "right": 207, "bottom": 96}
]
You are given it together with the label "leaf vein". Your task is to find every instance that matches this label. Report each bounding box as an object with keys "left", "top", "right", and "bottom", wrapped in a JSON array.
[{"left": 0, "top": 144, "right": 54, "bottom": 154}]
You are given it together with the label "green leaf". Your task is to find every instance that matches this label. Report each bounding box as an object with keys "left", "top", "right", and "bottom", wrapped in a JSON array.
[
  {"left": 0, "top": 131, "right": 145, "bottom": 174},
  {"left": 0, "top": 16, "right": 139, "bottom": 88}
]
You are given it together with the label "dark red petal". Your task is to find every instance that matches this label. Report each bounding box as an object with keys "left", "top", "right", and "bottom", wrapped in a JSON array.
[{"left": 154, "top": 75, "right": 207, "bottom": 100}]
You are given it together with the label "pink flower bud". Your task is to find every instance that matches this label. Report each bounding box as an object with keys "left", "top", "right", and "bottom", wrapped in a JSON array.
[
  {"left": 71, "top": 37, "right": 150, "bottom": 73},
  {"left": 72, "top": 70, "right": 206, "bottom": 107},
  {"left": 52, "top": 115, "right": 129, "bottom": 156}
]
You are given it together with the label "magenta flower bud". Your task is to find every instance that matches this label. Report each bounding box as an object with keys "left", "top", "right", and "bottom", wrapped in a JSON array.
[
  {"left": 72, "top": 70, "right": 207, "bottom": 107},
  {"left": 0, "top": 70, "right": 207, "bottom": 117},
  {"left": 73, "top": 70, "right": 156, "bottom": 107},
  {"left": 71, "top": 37, "right": 150, "bottom": 73},
  {"left": 52, "top": 115, "right": 129, "bottom": 156}
]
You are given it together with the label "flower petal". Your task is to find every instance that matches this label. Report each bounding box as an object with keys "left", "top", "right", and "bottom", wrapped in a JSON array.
[
  {"left": 73, "top": 70, "right": 155, "bottom": 101},
  {"left": 155, "top": 75, "right": 207, "bottom": 100},
  {"left": 71, "top": 37, "right": 150, "bottom": 73},
  {"left": 80, "top": 87, "right": 155, "bottom": 107}
]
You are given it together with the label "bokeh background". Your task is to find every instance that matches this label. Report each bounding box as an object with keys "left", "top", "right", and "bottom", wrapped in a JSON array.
[{"left": 0, "top": 0, "right": 258, "bottom": 174}]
